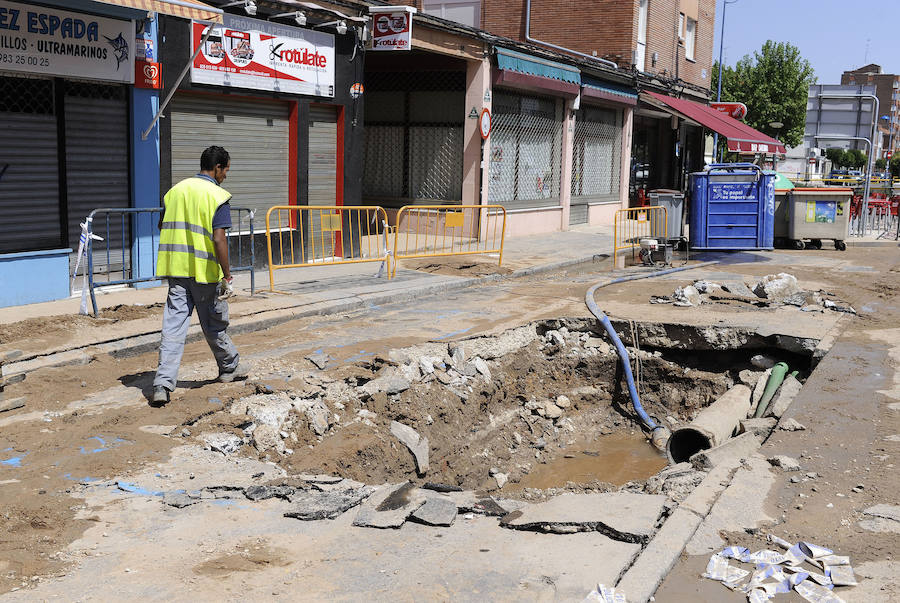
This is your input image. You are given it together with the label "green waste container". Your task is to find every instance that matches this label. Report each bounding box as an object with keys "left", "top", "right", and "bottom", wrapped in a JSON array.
[{"left": 786, "top": 187, "right": 851, "bottom": 251}]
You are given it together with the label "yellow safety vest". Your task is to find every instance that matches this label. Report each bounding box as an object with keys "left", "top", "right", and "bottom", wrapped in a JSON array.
[{"left": 157, "top": 176, "right": 232, "bottom": 283}]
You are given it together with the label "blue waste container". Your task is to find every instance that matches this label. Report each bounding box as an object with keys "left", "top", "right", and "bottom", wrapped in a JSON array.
[{"left": 689, "top": 163, "right": 775, "bottom": 250}]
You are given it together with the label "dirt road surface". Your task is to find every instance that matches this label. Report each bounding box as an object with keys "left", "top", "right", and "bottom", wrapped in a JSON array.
[{"left": 1, "top": 246, "right": 898, "bottom": 600}]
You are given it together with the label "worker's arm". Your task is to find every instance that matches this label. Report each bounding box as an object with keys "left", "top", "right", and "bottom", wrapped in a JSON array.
[{"left": 213, "top": 227, "right": 231, "bottom": 281}]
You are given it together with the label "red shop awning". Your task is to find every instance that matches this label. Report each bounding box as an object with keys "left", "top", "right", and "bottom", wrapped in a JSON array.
[{"left": 644, "top": 91, "right": 786, "bottom": 154}]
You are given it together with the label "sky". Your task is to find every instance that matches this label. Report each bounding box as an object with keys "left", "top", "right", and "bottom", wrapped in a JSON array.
[{"left": 712, "top": 0, "right": 900, "bottom": 84}]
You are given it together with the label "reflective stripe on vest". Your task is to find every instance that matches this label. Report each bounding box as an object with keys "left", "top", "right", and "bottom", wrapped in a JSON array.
[{"left": 157, "top": 177, "right": 231, "bottom": 283}]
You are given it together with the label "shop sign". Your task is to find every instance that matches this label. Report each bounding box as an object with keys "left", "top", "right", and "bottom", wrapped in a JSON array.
[
  {"left": 0, "top": 0, "right": 134, "bottom": 83},
  {"left": 350, "top": 82, "right": 363, "bottom": 98},
  {"left": 371, "top": 11, "right": 412, "bottom": 51},
  {"left": 190, "top": 14, "right": 335, "bottom": 97},
  {"left": 135, "top": 60, "right": 160, "bottom": 89},
  {"left": 710, "top": 101, "right": 748, "bottom": 120}
]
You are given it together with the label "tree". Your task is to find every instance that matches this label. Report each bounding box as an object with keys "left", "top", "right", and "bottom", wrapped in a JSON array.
[
  {"left": 874, "top": 158, "right": 887, "bottom": 170},
  {"left": 844, "top": 149, "right": 867, "bottom": 169},
  {"left": 826, "top": 148, "right": 846, "bottom": 168},
  {"left": 891, "top": 155, "right": 900, "bottom": 178},
  {"left": 712, "top": 41, "right": 816, "bottom": 148}
]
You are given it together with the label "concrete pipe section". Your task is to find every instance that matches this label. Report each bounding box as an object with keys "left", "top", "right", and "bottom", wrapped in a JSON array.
[{"left": 666, "top": 384, "right": 752, "bottom": 464}]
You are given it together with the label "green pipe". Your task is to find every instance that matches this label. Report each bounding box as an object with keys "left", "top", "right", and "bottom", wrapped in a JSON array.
[{"left": 754, "top": 362, "right": 789, "bottom": 418}]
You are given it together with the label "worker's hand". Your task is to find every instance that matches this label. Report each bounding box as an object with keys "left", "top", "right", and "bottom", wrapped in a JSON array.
[{"left": 217, "top": 276, "right": 235, "bottom": 301}]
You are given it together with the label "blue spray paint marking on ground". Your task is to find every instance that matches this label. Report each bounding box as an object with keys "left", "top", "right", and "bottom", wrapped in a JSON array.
[
  {"left": 63, "top": 473, "right": 100, "bottom": 483},
  {"left": 115, "top": 481, "right": 164, "bottom": 497},
  {"left": 344, "top": 350, "right": 374, "bottom": 363},
  {"left": 79, "top": 436, "right": 130, "bottom": 455},
  {"left": 433, "top": 327, "right": 473, "bottom": 340},
  {"left": 1, "top": 455, "right": 24, "bottom": 467}
]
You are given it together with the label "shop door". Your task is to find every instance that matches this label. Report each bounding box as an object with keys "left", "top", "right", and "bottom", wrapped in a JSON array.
[
  {"left": 0, "top": 77, "right": 60, "bottom": 254},
  {"left": 307, "top": 105, "right": 339, "bottom": 258},
  {"left": 170, "top": 95, "right": 290, "bottom": 221},
  {"left": 65, "top": 82, "right": 130, "bottom": 266}
]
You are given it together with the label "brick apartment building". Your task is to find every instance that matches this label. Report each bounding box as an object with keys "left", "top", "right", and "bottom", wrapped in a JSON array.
[
  {"left": 841, "top": 64, "right": 900, "bottom": 159},
  {"left": 399, "top": 0, "right": 719, "bottom": 198}
]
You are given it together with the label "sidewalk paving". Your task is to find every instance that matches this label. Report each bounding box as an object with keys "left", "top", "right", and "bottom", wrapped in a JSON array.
[{"left": 0, "top": 225, "right": 614, "bottom": 369}]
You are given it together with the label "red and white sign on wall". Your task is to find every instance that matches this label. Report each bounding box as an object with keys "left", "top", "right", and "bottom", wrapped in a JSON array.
[
  {"left": 135, "top": 61, "right": 161, "bottom": 89},
  {"left": 190, "top": 14, "right": 335, "bottom": 97},
  {"left": 711, "top": 101, "right": 748, "bottom": 121},
  {"left": 369, "top": 6, "right": 416, "bottom": 51}
]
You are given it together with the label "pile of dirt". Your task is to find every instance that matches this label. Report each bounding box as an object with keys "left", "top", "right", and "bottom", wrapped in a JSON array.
[
  {"left": 0, "top": 303, "right": 162, "bottom": 347},
  {"left": 186, "top": 319, "right": 741, "bottom": 494}
]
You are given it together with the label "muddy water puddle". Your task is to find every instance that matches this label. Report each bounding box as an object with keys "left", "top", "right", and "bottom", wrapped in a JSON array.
[{"left": 514, "top": 432, "right": 668, "bottom": 489}]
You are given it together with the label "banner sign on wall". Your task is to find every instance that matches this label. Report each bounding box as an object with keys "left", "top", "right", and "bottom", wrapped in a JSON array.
[
  {"left": 190, "top": 14, "right": 335, "bottom": 97},
  {"left": 0, "top": 0, "right": 135, "bottom": 83},
  {"left": 369, "top": 6, "right": 415, "bottom": 51}
]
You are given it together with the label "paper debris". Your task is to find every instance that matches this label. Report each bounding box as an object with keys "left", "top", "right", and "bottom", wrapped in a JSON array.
[
  {"left": 583, "top": 584, "right": 626, "bottom": 603},
  {"left": 794, "top": 580, "right": 846, "bottom": 603},
  {"left": 825, "top": 565, "right": 857, "bottom": 587}
]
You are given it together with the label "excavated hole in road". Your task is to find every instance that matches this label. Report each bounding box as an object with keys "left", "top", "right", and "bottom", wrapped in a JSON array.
[{"left": 196, "top": 317, "right": 814, "bottom": 498}]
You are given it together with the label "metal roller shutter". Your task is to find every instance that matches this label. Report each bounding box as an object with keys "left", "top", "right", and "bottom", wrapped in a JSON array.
[
  {"left": 307, "top": 105, "right": 338, "bottom": 258},
  {"left": 0, "top": 77, "right": 60, "bottom": 254},
  {"left": 570, "top": 105, "right": 622, "bottom": 225},
  {"left": 488, "top": 91, "right": 564, "bottom": 211},
  {"left": 65, "top": 82, "right": 130, "bottom": 258},
  {"left": 170, "top": 95, "right": 290, "bottom": 221}
]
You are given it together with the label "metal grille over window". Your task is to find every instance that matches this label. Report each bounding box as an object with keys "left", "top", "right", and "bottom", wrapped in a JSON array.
[
  {"left": 0, "top": 76, "right": 54, "bottom": 114},
  {"left": 488, "top": 92, "right": 563, "bottom": 210},
  {"left": 363, "top": 70, "right": 465, "bottom": 205},
  {"left": 571, "top": 106, "right": 622, "bottom": 203}
]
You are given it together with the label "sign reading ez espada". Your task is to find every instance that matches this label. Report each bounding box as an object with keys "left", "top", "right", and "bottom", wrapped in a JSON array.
[
  {"left": 0, "top": 0, "right": 134, "bottom": 83},
  {"left": 190, "top": 14, "right": 334, "bottom": 97}
]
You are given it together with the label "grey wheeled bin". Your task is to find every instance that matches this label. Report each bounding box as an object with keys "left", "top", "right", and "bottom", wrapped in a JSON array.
[
  {"left": 648, "top": 189, "right": 685, "bottom": 243},
  {"left": 786, "top": 187, "right": 851, "bottom": 250}
]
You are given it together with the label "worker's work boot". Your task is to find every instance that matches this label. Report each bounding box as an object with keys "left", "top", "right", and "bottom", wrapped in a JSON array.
[
  {"left": 218, "top": 361, "right": 251, "bottom": 383},
  {"left": 150, "top": 386, "right": 170, "bottom": 407}
]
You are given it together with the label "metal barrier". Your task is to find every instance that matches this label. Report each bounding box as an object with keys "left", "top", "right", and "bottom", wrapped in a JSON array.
[
  {"left": 390, "top": 205, "right": 506, "bottom": 278},
  {"left": 613, "top": 206, "right": 668, "bottom": 264},
  {"left": 85, "top": 207, "right": 256, "bottom": 316},
  {"left": 265, "top": 205, "right": 392, "bottom": 292}
]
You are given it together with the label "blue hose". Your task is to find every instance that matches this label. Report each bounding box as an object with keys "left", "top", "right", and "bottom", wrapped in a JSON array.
[{"left": 584, "top": 261, "right": 719, "bottom": 436}]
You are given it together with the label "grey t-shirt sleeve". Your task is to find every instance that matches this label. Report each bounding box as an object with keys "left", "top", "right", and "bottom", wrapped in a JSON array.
[{"left": 212, "top": 202, "right": 232, "bottom": 230}]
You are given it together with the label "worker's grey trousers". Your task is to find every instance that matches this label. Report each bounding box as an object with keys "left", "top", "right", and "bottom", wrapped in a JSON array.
[{"left": 153, "top": 278, "right": 239, "bottom": 391}]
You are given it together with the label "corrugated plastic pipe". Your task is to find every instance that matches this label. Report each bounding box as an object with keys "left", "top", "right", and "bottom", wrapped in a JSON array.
[
  {"left": 754, "top": 362, "right": 789, "bottom": 418},
  {"left": 585, "top": 261, "right": 719, "bottom": 450}
]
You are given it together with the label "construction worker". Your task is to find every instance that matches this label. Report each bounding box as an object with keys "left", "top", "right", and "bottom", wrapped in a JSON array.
[{"left": 151, "top": 145, "right": 249, "bottom": 406}]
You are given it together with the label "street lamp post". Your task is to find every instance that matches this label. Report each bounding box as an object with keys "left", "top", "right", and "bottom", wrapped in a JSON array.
[
  {"left": 713, "top": 0, "right": 739, "bottom": 162},
  {"left": 769, "top": 121, "right": 783, "bottom": 172}
]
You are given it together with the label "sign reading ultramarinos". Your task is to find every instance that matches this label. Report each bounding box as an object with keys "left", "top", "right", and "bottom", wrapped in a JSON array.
[{"left": 0, "top": 0, "right": 135, "bottom": 83}]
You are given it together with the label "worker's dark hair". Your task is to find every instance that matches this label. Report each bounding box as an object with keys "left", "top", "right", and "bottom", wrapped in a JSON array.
[{"left": 200, "top": 146, "right": 230, "bottom": 171}]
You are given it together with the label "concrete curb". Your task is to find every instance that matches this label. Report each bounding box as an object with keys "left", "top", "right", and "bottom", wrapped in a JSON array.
[
  {"left": 2, "top": 252, "right": 609, "bottom": 377},
  {"left": 615, "top": 449, "right": 753, "bottom": 602},
  {"left": 844, "top": 240, "right": 899, "bottom": 247}
]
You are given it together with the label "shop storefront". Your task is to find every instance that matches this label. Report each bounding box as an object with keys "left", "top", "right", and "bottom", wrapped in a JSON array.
[
  {"left": 0, "top": 0, "right": 144, "bottom": 306},
  {"left": 158, "top": 7, "right": 364, "bottom": 260},
  {"left": 572, "top": 76, "right": 637, "bottom": 225}
]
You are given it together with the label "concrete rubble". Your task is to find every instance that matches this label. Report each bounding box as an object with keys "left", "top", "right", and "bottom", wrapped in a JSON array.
[
  {"left": 390, "top": 420, "right": 429, "bottom": 475},
  {"left": 766, "top": 375, "right": 803, "bottom": 418},
  {"left": 353, "top": 482, "right": 428, "bottom": 529},
  {"left": 778, "top": 417, "right": 806, "bottom": 431},
  {"left": 500, "top": 492, "right": 668, "bottom": 544},
  {"left": 768, "top": 455, "right": 802, "bottom": 472},
  {"left": 859, "top": 504, "right": 900, "bottom": 534},
  {"left": 285, "top": 484, "right": 377, "bottom": 521}
]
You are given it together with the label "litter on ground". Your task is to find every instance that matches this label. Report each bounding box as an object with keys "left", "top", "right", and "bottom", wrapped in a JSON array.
[{"left": 699, "top": 535, "right": 855, "bottom": 602}]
